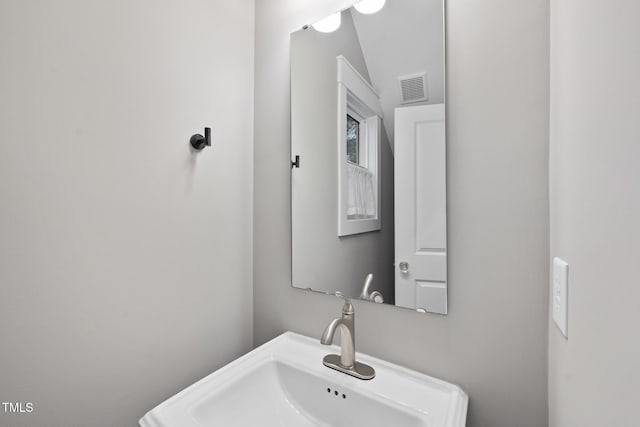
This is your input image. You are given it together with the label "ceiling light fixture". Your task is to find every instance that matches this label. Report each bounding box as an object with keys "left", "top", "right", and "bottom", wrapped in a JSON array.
[
  {"left": 312, "top": 12, "right": 341, "bottom": 33},
  {"left": 353, "top": 0, "right": 386, "bottom": 14}
]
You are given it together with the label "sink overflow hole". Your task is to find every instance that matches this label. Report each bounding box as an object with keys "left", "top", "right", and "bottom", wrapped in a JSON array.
[{"left": 326, "top": 387, "right": 347, "bottom": 399}]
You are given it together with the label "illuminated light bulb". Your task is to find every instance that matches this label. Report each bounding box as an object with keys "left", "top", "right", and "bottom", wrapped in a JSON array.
[
  {"left": 353, "top": 0, "right": 386, "bottom": 14},
  {"left": 312, "top": 12, "right": 341, "bottom": 33}
]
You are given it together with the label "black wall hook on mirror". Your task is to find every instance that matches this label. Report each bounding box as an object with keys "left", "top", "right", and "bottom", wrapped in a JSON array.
[
  {"left": 190, "top": 127, "right": 211, "bottom": 151},
  {"left": 292, "top": 155, "right": 300, "bottom": 168}
]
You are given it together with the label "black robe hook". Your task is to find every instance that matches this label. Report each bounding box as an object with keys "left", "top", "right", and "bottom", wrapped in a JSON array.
[{"left": 190, "top": 127, "right": 211, "bottom": 151}]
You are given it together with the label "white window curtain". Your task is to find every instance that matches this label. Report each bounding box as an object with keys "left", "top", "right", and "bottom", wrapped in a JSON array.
[{"left": 346, "top": 162, "right": 376, "bottom": 219}]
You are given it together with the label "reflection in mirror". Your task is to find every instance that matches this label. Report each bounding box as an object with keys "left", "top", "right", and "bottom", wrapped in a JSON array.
[{"left": 291, "top": 0, "right": 446, "bottom": 314}]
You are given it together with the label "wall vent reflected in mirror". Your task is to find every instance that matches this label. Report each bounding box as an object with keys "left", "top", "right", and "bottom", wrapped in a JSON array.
[
  {"left": 290, "top": 0, "right": 446, "bottom": 315},
  {"left": 399, "top": 72, "right": 428, "bottom": 104}
]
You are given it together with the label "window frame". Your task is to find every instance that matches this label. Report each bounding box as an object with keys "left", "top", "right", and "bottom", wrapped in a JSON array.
[{"left": 336, "top": 55, "right": 382, "bottom": 236}]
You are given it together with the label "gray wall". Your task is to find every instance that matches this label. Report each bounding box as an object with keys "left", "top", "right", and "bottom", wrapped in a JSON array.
[
  {"left": 0, "top": 1, "right": 254, "bottom": 426},
  {"left": 291, "top": 9, "right": 394, "bottom": 300},
  {"left": 548, "top": 0, "right": 640, "bottom": 426},
  {"left": 254, "top": 0, "right": 549, "bottom": 426}
]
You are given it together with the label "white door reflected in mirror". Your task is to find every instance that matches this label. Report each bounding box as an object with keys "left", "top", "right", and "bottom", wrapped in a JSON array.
[{"left": 394, "top": 104, "right": 447, "bottom": 315}]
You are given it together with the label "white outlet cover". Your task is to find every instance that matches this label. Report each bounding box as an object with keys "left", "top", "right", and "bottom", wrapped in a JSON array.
[{"left": 552, "top": 257, "right": 569, "bottom": 338}]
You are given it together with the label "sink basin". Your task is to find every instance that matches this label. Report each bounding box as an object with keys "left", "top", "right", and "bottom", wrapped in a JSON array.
[{"left": 140, "top": 332, "right": 468, "bottom": 427}]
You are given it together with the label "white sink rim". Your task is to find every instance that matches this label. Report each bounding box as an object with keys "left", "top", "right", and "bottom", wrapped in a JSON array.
[{"left": 140, "top": 331, "right": 468, "bottom": 427}]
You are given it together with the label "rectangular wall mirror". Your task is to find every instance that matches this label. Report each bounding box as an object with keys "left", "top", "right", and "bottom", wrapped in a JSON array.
[{"left": 290, "top": 0, "right": 446, "bottom": 314}]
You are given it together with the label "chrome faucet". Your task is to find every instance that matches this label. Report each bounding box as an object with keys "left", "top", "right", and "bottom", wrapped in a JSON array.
[{"left": 320, "top": 298, "right": 375, "bottom": 380}]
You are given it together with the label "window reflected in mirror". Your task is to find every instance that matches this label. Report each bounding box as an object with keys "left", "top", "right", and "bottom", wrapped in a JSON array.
[{"left": 346, "top": 114, "right": 360, "bottom": 164}]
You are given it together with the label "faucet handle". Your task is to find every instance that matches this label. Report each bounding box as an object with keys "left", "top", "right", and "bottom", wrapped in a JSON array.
[
  {"left": 341, "top": 299, "right": 354, "bottom": 315},
  {"left": 333, "top": 292, "right": 354, "bottom": 315}
]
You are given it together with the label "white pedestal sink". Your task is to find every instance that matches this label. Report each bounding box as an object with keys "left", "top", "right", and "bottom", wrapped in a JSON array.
[{"left": 140, "top": 332, "right": 468, "bottom": 427}]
